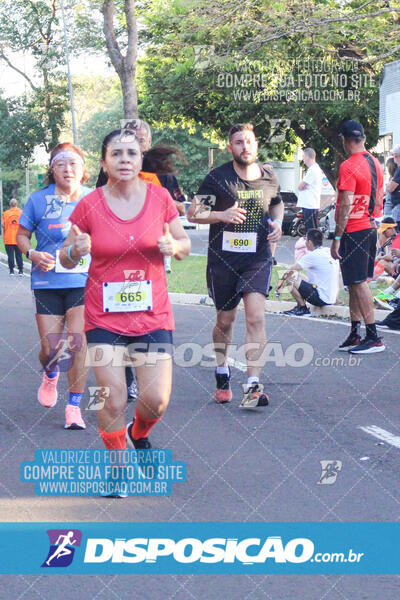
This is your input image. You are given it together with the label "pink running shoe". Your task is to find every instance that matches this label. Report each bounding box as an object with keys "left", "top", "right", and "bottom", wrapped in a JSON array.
[
  {"left": 65, "top": 405, "right": 86, "bottom": 430},
  {"left": 214, "top": 368, "right": 232, "bottom": 404},
  {"left": 38, "top": 371, "right": 59, "bottom": 408}
]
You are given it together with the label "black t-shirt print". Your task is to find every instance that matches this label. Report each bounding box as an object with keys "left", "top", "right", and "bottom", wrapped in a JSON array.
[{"left": 196, "top": 161, "right": 281, "bottom": 268}]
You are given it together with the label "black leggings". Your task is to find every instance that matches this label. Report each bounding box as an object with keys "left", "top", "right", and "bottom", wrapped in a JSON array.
[{"left": 5, "top": 244, "right": 23, "bottom": 273}]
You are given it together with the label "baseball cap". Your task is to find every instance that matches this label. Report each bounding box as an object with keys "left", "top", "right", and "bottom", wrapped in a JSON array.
[
  {"left": 338, "top": 120, "right": 365, "bottom": 140},
  {"left": 390, "top": 144, "right": 400, "bottom": 155}
]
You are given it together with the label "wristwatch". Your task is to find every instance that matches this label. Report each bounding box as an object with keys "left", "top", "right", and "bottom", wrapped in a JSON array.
[{"left": 26, "top": 249, "right": 33, "bottom": 260}]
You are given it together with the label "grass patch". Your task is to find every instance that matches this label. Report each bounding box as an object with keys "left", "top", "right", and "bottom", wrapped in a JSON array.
[
  {"left": 166, "top": 255, "right": 388, "bottom": 304},
  {"left": 166, "top": 256, "right": 289, "bottom": 297}
]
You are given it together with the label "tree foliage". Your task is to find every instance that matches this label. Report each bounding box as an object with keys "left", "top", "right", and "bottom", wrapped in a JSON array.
[
  {"left": 0, "top": 0, "right": 69, "bottom": 150},
  {"left": 140, "top": 0, "right": 400, "bottom": 181}
]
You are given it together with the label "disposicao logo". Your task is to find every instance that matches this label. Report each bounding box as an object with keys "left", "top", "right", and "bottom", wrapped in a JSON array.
[
  {"left": 84, "top": 536, "right": 314, "bottom": 564},
  {"left": 42, "top": 529, "right": 82, "bottom": 568}
]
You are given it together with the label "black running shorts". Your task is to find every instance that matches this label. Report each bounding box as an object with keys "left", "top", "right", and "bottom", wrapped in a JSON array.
[
  {"left": 298, "top": 280, "right": 328, "bottom": 307},
  {"left": 86, "top": 328, "right": 174, "bottom": 354},
  {"left": 339, "top": 228, "right": 377, "bottom": 286},
  {"left": 33, "top": 288, "right": 85, "bottom": 315},
  {"left": 206, "top": 259, "right": 273, "bottom": 311}
]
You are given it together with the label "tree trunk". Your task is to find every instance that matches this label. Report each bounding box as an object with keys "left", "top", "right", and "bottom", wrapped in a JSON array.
[
  {"left": 121, "top": 65, "right": 138, "bottom": 119},
  {"left": 102, "top": 0, "right": 138, "bottom": 119}
]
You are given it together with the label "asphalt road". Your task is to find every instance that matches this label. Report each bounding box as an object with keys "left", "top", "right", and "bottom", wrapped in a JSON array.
[
  {"left": 188, "top": 228, "right": 331, "bottom": 265},
  {"left": 0, "top": 262, "right": 399, "bottom": 598}
]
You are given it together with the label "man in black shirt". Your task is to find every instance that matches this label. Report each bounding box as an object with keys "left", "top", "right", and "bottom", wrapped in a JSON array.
[{"left": 188, "top": 123, "right": 283, "bottom": 407}]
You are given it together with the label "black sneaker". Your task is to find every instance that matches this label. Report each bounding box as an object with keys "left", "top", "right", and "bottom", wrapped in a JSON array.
[
  {"left": 388, "top": 298, "right": 400, "bottom": 311},
  {"left": 283, "top": 305, "right": 310, "bottom": 316},
  {"left": 338, "top": 332, "right": 361, "bottom": 352},
  {"left": 349, "top": 337, "right": 385, "bottom": 354},
  {"left": 126, "top": 420, "right": 152, "bottom": 449},
  {"left": 214, "top": 367, "right": 232, "bottom": 403}
]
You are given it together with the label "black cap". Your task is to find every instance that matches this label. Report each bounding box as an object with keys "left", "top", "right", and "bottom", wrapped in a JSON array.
[
  {"left": 338, "top": 120, "right": 364, "bottom": 140},
  {"left": 381, "top": 216, "right": 396, "bottom": 225}
]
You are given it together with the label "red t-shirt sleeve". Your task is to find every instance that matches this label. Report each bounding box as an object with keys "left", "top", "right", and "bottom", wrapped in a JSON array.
[
  {"left": 69, "top": 194, "right": 93, "bottom": 234},
  {"left": 337, "top": 161, "right": 357, "bottom": 193}
]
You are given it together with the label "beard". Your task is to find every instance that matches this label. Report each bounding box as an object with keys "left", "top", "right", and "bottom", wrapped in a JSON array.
[{"left": 233, "top": 152, "right": 257, "bottom": 166}]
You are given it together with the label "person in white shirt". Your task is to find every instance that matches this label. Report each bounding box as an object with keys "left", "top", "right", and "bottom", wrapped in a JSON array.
[
  {"left": 297, "top": 148, "right": 323, "bottom": 233},
  {"left": 282, "top": 228, "right": 340, "bottom": 316}
]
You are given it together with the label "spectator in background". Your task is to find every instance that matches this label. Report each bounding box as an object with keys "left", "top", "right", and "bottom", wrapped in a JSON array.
[
  {"left": 374, "top": 218, "right": 400, "bottom": 310},
  {"left": 283, "top": 228, "right": 339, "bottom": 316},
  {"left": 331, "top": 120, "right": 384, "bottom": 354},
  {"left": 386, "top": 145, "right": 400, "bottom": 230},
  {"left": 2, "top": 198, "right": 23, "bottom": 276},
  {"left": 377, "top": 302, "right": 400, "bottom": 330},
  {"left": 383, "top": 157, "right": 397, "bottom": 216},
  {"left": 297, "top": 148, "right": 323, "bottom": 233}
]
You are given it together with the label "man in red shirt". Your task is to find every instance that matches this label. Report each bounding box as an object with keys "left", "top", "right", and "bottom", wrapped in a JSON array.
[{"left": 331, "top": 120, "right": 385, "bottom": 353}]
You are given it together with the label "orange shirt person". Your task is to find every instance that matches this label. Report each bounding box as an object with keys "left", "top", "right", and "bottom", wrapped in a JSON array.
[{"left": 2, "top": 198, "right": 23, "bottom": 275}]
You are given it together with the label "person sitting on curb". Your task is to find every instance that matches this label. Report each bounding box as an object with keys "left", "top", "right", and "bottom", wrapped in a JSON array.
[
  {"left": 282, "top": 228, "right": 340, "bottom": 316},
  {"left": 373, "top": 218, "right": 400, "bottom": 309},
  {"left": 377, "top": 301, "right": 400, "bottom": 330},
  {"left": 374, "top": 269, "right": 400, "bottom": 311}
]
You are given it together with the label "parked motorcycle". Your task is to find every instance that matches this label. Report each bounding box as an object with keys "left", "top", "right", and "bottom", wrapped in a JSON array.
[{"left": 289, "top": 202, "right": 336, "bottom": 237}]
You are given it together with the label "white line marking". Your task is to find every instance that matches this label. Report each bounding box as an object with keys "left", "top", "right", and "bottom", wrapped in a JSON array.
[
  {"left": 359, "top": 425, "right": 400, "bottom": 449},
  {"left": 202, "top": 349, "right": 247, "bottom": 372}
]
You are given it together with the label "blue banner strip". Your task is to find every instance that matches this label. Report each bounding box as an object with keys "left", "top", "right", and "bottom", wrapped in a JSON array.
[{"left": 0, "top": 522, "right": 398, "bottom": 574}]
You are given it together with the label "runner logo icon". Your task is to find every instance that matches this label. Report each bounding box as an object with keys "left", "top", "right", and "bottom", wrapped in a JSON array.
[
  {"left": 41, "top": 529, "right": 82, "bottom": 568},
  {"left": 317, "top": 460, "right": 342, "bottom": 485}
]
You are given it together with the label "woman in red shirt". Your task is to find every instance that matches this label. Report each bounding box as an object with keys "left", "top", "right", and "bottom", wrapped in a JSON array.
[{"left": 60, "top": 129, "right": 190, "bottom": 459}]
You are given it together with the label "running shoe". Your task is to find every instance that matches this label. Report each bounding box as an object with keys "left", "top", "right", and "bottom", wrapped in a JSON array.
[
  {"left": 388, "top": 298, "right": 400, "bottom": 311},
  {"left": 126, "top": 420, "right": 152, "bottom": 449},
  {"left": 102, "top": 466, "right": 128, "bottom": 498},
  {"left": 64, "top": 405, "right": 86, "bottom": 430},
  {"left": 239, "top": 383, "right": 269, "bottom": 408},
  {"left": 374, "top": 291, "right": 396, "bottom": 309},
  {"left": 376, "top": 321, "right": 390, "bottom": 329},
  {"left": 18, "top": 272, "right": 24, "bottom": 277},
  {"left": 214, "top": 368, "right": 232, "bottom": 403},
  {"left": 127, "top": 379, "right": 138, "bottom": 403},
  {"left": 38, "top": 370, "right": 59, "bottom": 407},
  {"left": 283, "top": 305, "right": 310, "bottom": 316},
  {"left": 349, "top": 337, "right": 385, "bottom": 354},
  {"left": 338, "top": 333, "right": 361, "bottom": 352}
]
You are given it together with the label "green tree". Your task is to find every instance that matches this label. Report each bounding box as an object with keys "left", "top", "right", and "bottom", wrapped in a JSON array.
[
  {"left": 139, "top": 0, "right": 400, "bottom": 182},
  {"left": 0, "top": 0, "right": 69, "bottom": 151}
]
